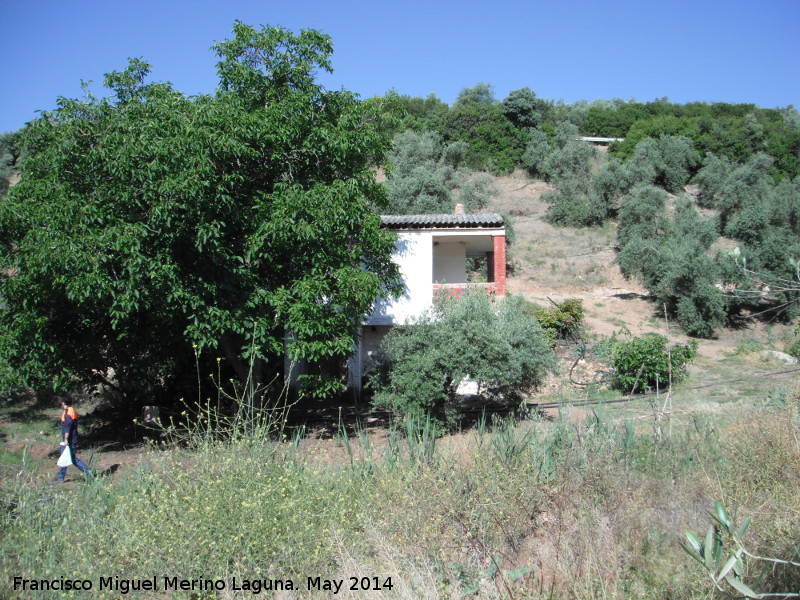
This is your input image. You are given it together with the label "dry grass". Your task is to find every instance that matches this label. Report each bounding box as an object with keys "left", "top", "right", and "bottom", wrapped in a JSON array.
[{"left": 2, "top": 383, "right": 799, "bottom": 599}]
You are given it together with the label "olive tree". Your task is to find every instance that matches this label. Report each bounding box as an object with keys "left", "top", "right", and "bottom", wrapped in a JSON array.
[
  {"left": 369, "top": 291, "right": 556, "bottom": 429},
  {"left": 617, "top": 190, "right": 726, "bottom": 337},
  {"left": 384, "top": 130, "right": 496, "bottom": 214},
  {"left": 626, "top": 135, "right": 700, "bottom": 194}
]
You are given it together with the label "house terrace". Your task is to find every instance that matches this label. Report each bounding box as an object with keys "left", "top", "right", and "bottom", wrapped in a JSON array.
[{"left": 350, "top": 207, "right": 506, "bottom": 392}]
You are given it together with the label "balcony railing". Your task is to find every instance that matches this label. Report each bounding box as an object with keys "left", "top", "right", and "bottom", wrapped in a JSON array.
[{"left": 432, "top": 282, "right": 499, "bottom": 300}]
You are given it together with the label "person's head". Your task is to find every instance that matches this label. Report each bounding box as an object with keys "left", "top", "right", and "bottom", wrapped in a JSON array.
[{"left": 56, "top": 396, "right": 73, "bottom": 408}]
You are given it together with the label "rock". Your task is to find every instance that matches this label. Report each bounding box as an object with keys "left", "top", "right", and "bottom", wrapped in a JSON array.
[{"left": 763, "top": 350, "right": 798, "bottom": 365}]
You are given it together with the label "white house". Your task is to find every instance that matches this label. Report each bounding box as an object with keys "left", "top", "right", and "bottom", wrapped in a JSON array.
[{"left": 348, "top": 207, "right": 507, "bottom": 392}]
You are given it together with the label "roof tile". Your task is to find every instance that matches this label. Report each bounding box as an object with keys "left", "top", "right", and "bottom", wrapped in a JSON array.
[{"left": 380, "top": 213, "right": 504, "bottom": 229}]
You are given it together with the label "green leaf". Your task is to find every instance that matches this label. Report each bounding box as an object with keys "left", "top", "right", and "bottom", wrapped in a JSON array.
[
  {"left": 717, "top": 554, "right": 739, "bottom": 581},
  {"left": 704, "top": 525, "right": 715, "bottom": 568},
  {"left": 484, "top": 554, "right": 501, "bottom": 579},
  {"left": 724, "top": 575, "right": 759, "bottom": 599},
  {"left": 681, "top": 541, "right": 705, "bottom": 566},
  {"left": 461, "top": 582, "right": 480, "bottom": 595},
  {"left": 737, "top": 517, "right": 752, "bottom": 540},
  {"left": 715, "top": 500, "right": 732, "bottom": 529},
  {"left": 734, "top": 555, "right": 744, "bottom": 578},
  {"left": 685, "top": 531, "right": 703, "bottom": 554}
]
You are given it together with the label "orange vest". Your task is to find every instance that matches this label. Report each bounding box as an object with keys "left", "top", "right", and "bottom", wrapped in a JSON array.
[{"left": 61, "top": 406, "right": 78, "bottom": 422}]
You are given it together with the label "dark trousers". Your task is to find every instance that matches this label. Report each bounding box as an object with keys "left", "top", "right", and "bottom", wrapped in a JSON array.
[{"left": 56, "top": 443, "right": 91, "bottom": 480}]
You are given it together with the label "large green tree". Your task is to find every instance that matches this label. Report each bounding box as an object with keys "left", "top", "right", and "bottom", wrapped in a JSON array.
[
  {"left": 502, "top": 87, "right": 553, "bottom": 130},
  {"left": 442, "top": 84, "right": 527, "bottom": 173},
  {"left": 0, "top": 23, "right": 401, "bottom": 402}
]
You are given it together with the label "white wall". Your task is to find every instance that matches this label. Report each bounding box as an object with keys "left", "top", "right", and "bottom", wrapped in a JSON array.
[
  {"left": 355, "top": 324, "right": 392, "bottom": 384},
  {"left": 354, "top": 227, "right": 503, "bottom": 392},
  {"left": 433, "top": 240, "right": 467, "bottom": 284},
  {"left": 366, "top": 231, "right": 433, "bottom": 325}
]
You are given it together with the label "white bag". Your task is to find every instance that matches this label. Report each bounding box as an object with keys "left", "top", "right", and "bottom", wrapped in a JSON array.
[{"left": 57, "top": 445, "right": 73, "bottom": 467}]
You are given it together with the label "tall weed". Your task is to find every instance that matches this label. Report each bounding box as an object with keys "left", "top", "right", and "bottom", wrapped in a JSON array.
[{"left": 2, "top": 398, "right": 799, "bottom": 599}]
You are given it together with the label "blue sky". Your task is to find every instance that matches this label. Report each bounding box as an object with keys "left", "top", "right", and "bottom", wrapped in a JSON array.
[{"left": 1, "top": 0, "right": 798, "bottom": 133}]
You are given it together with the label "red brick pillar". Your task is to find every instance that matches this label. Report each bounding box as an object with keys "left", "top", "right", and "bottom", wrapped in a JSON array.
[{"left": 493, "top": 235, "right": 506, "bottom": 296}]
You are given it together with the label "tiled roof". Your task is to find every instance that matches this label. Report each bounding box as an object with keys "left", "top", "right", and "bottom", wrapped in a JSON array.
[{"left": 380, "top": 213, "right": 504, "bottom": 229}]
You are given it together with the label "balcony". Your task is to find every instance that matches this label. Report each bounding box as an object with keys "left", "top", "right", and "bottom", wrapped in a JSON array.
[
  {"left": 432, "top": 282, "right": 501, "bottom": 300},
  {"left": 432, "top": 232, "right": 506, "bottom": 299}
]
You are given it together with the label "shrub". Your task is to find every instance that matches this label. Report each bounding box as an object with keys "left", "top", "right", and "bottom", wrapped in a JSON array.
[
  {"left": 715, "top": 152, "right": 774, "bottom": 230},
  {"left": 652, "top": 232, "right": 727, "bottom": 338},
  {"left": 502, "top": 87, "right": 553, "bottom": 129},
  {"left": 622, "top": 249, "right": 724, "bottom": 340},
  {"left": 543, "top": 177, "right": 612, "bottom": 227},
  {"left": 524, "top": 122, "right": 598, "bottom": 188},
  {"left": 769, "top": 176, "right": 800, "bottom": 234},
  {"left": 0, "top": 131, "right": 17, "bottom": 198},
  {"left": 369, "top": 291, "right": 556, "bottom": 429},
  {"left": 541, "top": 185, "right": 593, "bottom": 227},
  {"left": 542, "top": 122, "right": 598, "bottom": 188},
  {"left": 724, "top": 202, "right": 770, "bottom": 244},
  {"left": 384, "top": 130, "right": 497, "bottom": 215},
  {"left": 528, "top": 298, "right": 586, "bottom": 345},
  {"left": 615, "top": 135, "right": 701, "bottom": 195},
  {"left": 443, "top": 101, "right": 527, "bottom": 173},
  {"left": 789, "top": 331, "right": 800, "bottom": 359},
  {"left": 522, "top": 128, "right": 551, "bottom": 178},
  {"left": 652, "top": 135, "right": 701, "bottom": 193},
  {"left": 611, "top": 334, "right": 698, "bottom": 393}
]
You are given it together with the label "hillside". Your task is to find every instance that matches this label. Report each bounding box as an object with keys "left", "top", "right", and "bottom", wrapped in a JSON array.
[{"left": 486, "top": 171, "right": 798, "bottom": 405}]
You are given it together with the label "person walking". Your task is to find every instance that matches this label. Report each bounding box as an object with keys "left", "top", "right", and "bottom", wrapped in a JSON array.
[{"left": 54, "top": 396, "right": 92, "bottom": 482}]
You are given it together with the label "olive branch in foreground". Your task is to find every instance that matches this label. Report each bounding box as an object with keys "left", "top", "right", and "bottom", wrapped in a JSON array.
[{"left": 682, "top": 501, "right": 800, "bottom": 599}]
